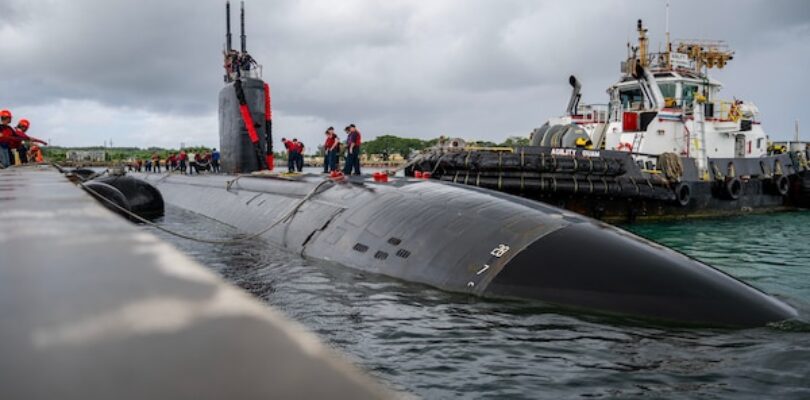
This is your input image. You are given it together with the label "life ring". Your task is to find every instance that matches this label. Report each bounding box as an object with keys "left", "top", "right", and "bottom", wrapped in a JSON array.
[
  {"left": 617, "top": 142, "right": 634, "bottom": 152},
  {"left": 775, "top": 175, "right": 790, "bottom": 197},
  {"left": 674, "top": 182, "right": 691, "bottom": 207},
  {"left": 720, "top": 177, "right": 742, "bottom": 200}
]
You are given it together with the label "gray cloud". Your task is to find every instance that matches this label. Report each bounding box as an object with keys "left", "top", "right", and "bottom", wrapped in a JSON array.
[{"left": 1, "top": 0, "right": 808, "bottom": 148}]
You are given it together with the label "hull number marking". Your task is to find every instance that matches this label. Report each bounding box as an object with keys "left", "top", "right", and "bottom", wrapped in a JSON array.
[{"left": 490, "top": 244, "right": 510, "bottom": 258}]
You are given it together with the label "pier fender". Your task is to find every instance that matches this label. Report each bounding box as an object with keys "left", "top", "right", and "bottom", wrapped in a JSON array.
[
  {"left": 674, "top": 182, "right": 691, "bottom": 207},
  {"left": 82, "top": 181, "right": 132, "bottom": 218},
  {"left": 96, "top": 176, "right": 164, "bottom": 219},
  {"left": 719, "top": 177, "right": 742, "bottom": 200},
  {"left": 774, "top": 175, "right": 790, "bottom": 197}
]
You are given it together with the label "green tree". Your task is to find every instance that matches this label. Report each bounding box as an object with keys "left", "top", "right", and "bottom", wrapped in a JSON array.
[
  {"left": 362, "top": 135, "right": 430, "bottom": 156},
  {"left": 499, "top": 136, "right": 531, "bottom": 148}
]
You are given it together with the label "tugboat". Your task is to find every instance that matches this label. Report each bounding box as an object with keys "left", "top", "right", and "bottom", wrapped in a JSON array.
[{"left": 410, "top": 19, "right": 810, "bottom": 222}]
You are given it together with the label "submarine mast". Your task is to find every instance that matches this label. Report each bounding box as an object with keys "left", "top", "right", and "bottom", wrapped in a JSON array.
[
  {"left": 240, "top": 1, "right": 247, "bottom": 53},
  {"left": 219, "top": 1, "right": 274, "bottom": 174},
  {"left": 225, "top": 1, "right": 232, "bottom": 52}
]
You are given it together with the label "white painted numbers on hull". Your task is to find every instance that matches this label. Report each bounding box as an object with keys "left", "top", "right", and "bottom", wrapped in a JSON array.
[{"left": 468, "top": 244, "right": 511, "bottom": 288}]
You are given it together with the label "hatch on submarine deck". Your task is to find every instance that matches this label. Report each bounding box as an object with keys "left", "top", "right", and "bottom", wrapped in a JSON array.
[{"left": 135, "top": 172, "right": 797, "bottom": 328}]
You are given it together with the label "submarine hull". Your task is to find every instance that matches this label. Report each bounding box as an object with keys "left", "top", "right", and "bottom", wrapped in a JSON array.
[{"left": 136, "top": 173, "right": 796, "bottom": 327}]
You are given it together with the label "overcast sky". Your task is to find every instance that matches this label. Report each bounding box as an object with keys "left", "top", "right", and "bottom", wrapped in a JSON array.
[{"left": 1, "top": 0, "right": 808, "bottom": 150}]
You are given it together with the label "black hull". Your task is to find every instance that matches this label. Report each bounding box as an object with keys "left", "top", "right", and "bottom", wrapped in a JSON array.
[
  {"left": 133, "top": 172, "right": 796, "bottom": 327},
  {"left": 412, "top": 146, "right": 810, "bottom": 223},
  {"left": 443, "top": 178, "right": 792, "bottom": 223}
]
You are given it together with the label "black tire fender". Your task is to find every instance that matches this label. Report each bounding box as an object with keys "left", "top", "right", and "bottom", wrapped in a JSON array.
[
  {"left": 721, "top": 177, "right": 742, "bottom": 200},
  {"left": 775, "top": 175, "right": 790, "bottom": 197},
  {"left": 674, "top": 182, "right": 691, "bottom": 207}
]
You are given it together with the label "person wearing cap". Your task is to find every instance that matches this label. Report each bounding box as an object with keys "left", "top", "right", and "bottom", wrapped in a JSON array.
[
  {"left": 289, "top": 138, "right": 303, "bottom": 172},
  {"left": 178, "top": 150, "right": 188, "bottom": 173},
  {"left": 28, "top": 145, "right": 44, "bottom": 163},
  {"left": 282, "top": 137, "right": 296, "bottom": 172},
  {"left": 342, "top": 124, "right": 362, "bottom": 175},
  {"left": 0, "top": 110, "right": 16, "bottom": 167},
  {"left": 151, "top": 152, "right": 161, "bottom": 173},
  {"left": 12, "top": 120, "right": 41, "bottom": 165},
  {"left": 294, "top": 138, "right": 305, "bottom": 172},
  {"left": 211, "top": 148, "right": 221, "bottom": 173},
  {"left": 323, "top": 127, "right": 339, "bottom": 173}
]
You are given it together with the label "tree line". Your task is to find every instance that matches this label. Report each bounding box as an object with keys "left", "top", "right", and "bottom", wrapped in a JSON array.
[{"left": 42, "top": 135, "right": 532, "bottom": 162}]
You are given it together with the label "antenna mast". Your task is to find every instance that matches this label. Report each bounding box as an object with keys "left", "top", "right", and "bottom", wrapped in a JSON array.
[
  {"left": 225, "top": 1, "right": 232, "bottom": 51},
  {"left": 240, "top": 1, "right": 247, "bottom": 53},
  {"left": 665, "top": 1, "right": 671, "bottom": 68}
]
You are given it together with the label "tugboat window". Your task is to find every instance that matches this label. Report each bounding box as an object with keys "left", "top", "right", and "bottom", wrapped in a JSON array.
[
  {"left": 658, "top": 83, "right": 677, "bottom": 100},
  {"left": 682, "top": 84, "right": 699, "bottom": 106},
  {"left": 620, "top": 88, "right": 644, "bottom": 110}
]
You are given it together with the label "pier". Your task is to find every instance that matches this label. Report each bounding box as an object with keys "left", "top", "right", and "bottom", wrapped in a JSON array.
[{"left": 0, "top": 166, "right": 391, "bottom": 399}]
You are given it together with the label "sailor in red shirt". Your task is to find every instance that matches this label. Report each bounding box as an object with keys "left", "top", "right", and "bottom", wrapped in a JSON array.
[
  {"left": 167, "top": 153, "right": 177, "bottom": 171},
  {"left": 12, "top": 119, "right": 47, "bottom": 164},
  {"left": 342, "top": 124, "right": 362, "bottom": 175},
  {"left": 293, "top": 139, "right": 304, "bottom": 172},
  {"left": 0, "top": 110, "right": 15, "bottom": 167},
  {"left": 282, "top": 137, "right": 296, "bottom": 172},
  {"left": 178, "top": 150, "right": 188, "bottom": 173},
  {"left": 323, "top": 127, "right": 338, "bottom": 173}
]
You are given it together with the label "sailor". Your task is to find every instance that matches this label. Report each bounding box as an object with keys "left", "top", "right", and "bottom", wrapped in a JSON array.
[
  {"left": 211, "top": 148, "right": 221, "bottom": 173},
  {"left": 240, "top": 52, "right": 256, "bottom": 73},
  {"left": 331, "top": 128, "right": 341, "bottom": 172},
  {"left": 12, "top": 119, "right": 45, "bottom": 164},
  {"left": 151, "top": 152, "right": 161, "bottom": 173},
  {"left": 178, "top": 150, "right": 188, "bottom": 173},
  {"left": 342, "top": 124, "right": 362, "bottom": 176},
  {"left": 323, "top": 127, "right": 339, "bottom": 173},
  {"left": 0, "top": 110, "right": 15, "bottom": 167},
  {"left": 28, "top": 145, "right": 43, "bottom": 163},
  {"left": 188, "top": 150, "right": 198, "bottom": 175},
  {"left": 200, "top": 151, "right": 212, "bottom": 172},
  {"left": 282, "top": 137, "right": 295, "bottom": 172},
  {"left": 294, "top": 139, "right": 305, "bottom": 172},
  {"left": 192, "top": 152, "right": 204, "bottom": 174}
]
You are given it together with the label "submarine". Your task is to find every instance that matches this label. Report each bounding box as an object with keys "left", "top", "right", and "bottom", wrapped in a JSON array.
[{"left": 129, "top": 2, "right": 798, "bottom": 328}]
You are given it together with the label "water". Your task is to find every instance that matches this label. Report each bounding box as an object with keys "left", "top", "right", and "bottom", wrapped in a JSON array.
[{"left": 146, "top": 208, "right": 810, "bottom": 399}]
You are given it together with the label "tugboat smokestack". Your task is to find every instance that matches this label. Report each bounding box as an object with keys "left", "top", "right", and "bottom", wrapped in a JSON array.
[
  {"left": 240, "top": 1, "right": 247, "bottom": 53},
  {"left": 566, "top": 75, "right": 582, "bottom": 116}
]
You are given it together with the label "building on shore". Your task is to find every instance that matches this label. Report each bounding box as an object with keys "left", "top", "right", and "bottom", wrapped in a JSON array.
[{"left": 66, "top": 150, "right": 107, "bottom": 162}]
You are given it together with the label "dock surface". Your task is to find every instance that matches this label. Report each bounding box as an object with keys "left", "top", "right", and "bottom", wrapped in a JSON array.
[{"left": 0, "top": 166, "right": 391, "bottom": 399}]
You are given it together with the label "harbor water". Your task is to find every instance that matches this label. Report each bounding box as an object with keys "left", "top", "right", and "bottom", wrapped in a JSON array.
[{"left": 146, "top": 205, "right": 810, "bottom": 399}]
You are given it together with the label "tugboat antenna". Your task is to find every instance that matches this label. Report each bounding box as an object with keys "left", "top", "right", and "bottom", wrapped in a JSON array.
[
  {"left": 664, "top": 0, "right": 672, "bottom": 69},
  {"left": 240, "top": 1, "right": 247, "bottom": 53}
]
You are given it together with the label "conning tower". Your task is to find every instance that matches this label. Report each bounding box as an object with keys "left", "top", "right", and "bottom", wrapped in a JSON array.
[{"left": 219, "top": 1, "right": 274, "bottom": 173}]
